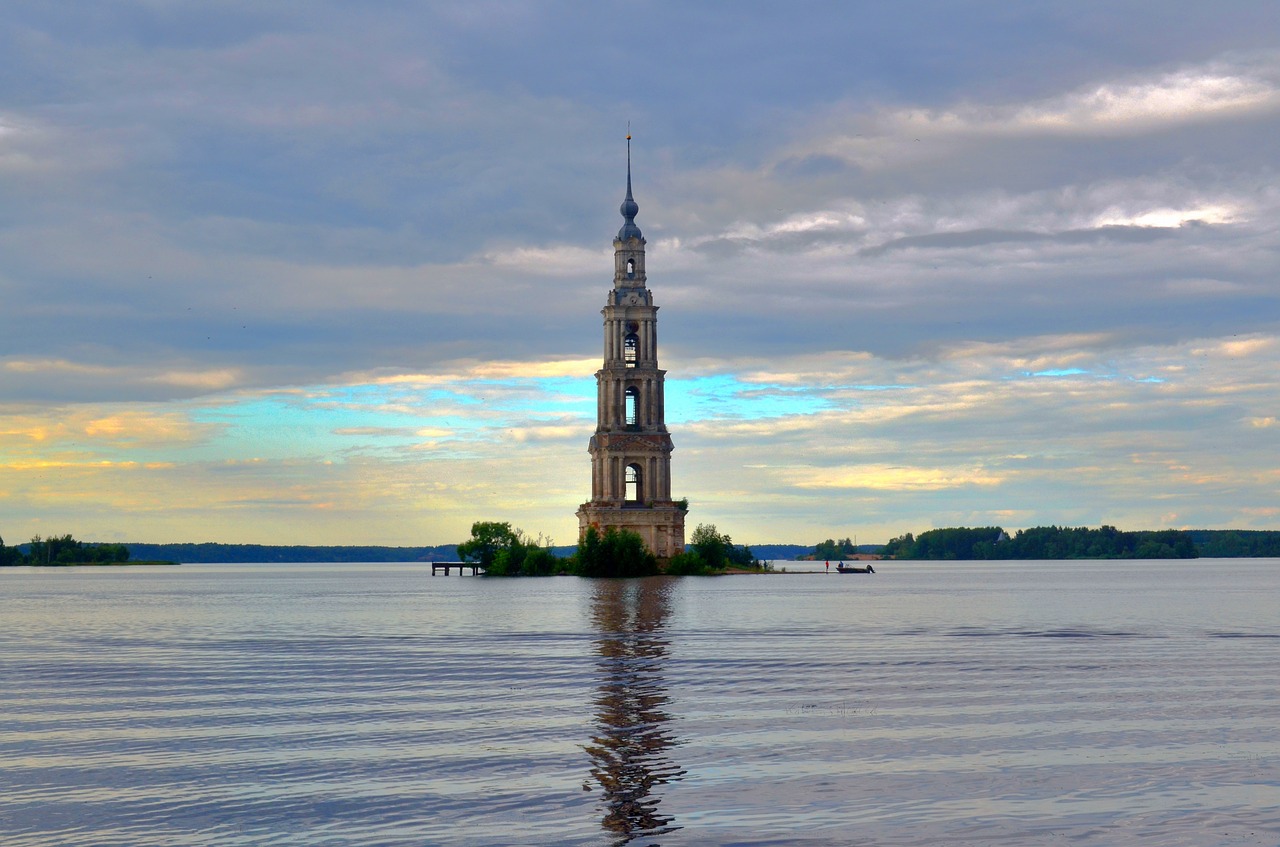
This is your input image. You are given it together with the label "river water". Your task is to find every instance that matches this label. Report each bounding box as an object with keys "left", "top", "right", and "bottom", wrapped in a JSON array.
[{"left": 2, "top": 560, "right": 1277, "bottom": 846}]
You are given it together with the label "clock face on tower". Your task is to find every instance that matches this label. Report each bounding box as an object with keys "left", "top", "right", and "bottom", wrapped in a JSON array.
[{"left": 627, "top": 294, "right": 639, "bottom": 305}]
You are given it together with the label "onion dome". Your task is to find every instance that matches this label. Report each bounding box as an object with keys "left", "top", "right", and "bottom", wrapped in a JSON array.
[{"left": 617, "top": 135, "right": 643, "bottom": 241}]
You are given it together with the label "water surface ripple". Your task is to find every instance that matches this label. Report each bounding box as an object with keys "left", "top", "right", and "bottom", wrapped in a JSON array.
[{"left": 2, "top": 560, "right": 1277, "bottom": 845}]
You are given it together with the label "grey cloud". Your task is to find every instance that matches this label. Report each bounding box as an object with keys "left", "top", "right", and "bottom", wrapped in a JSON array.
[
  {"left": 688, "top": 226, "right": 866, "bottom": 258},
  {"left": 772, "top": 154, "right": 854, "bottom": 179},
  {"left": 858, "top": 225, "right": 1177, "bottom": 258},
  {"left": 4, "top": 4, "right": 1279, "bottom": 400}
]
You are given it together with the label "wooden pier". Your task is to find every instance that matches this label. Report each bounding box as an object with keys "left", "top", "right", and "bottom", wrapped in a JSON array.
[{"left": 430, "top": 561, "right": 486, "bottom": 575}]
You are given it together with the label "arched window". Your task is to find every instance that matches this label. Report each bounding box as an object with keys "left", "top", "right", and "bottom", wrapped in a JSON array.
[
  {"left": 623, "top": 333, "right": 638, "bottom": 367},
  {"left": 625, "top": 464, "right": 642, "bottom": 503},
  {"left": 626, "top": 258, "right": 636, "bottom": 278},
  {"left": 625, "top": 386, "right": 639, "bottom": 426}
]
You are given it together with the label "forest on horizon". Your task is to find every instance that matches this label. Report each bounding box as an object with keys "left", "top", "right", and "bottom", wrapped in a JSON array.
[{"left": 5, "top": 528, "right": 1279, "bottom": 565}]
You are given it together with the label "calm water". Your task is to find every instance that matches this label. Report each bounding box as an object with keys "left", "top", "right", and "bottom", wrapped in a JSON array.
[{"left": 2, "top": 560, "right": 1278, "bottom": 846}]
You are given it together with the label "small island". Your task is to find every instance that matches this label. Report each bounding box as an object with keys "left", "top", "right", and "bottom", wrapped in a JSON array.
[
  {"left": 453, "top": 521, "right": 764, "bottom": 577},
  {"left": 1, "top": 534, "right": 176, "bottom": 567}
]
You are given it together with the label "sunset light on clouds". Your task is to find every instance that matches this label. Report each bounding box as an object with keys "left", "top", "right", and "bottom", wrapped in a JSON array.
[{"left": 2, "top": 2, "right": 1278, "bottom": 546}]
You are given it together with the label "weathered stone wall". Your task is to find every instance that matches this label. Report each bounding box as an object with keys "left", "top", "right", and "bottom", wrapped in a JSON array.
[{"left": 577, "top": 504, "right": 686, "bottom": 559}]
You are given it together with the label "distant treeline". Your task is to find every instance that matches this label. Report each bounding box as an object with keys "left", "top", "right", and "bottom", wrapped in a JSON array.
[
  {"left": 3, "top": 534, "right": 131, "bottom": 566},
  {"left": 809, "top": 538, "right": 881, "bottom": 560},
  {"left": 124, "top": 543, "right": 462, "bottom": 564},
  {"left": 8, "top": 530, "right": 1276, "bottom": 567},
  {"left": 882, "top": 526, "right": 1200, "bottom": 560},
  {"left": 747, "top": 544, "right": 815, "bottom": 561},
  {"left": 1185, "top": 530, "right": 1280, "bottom": 558}
]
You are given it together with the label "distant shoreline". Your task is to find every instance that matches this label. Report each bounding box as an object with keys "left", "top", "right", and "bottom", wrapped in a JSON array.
[
  {"left": 10, "top": 527, "right": 1278, "bottom": 566},
  {"left": 10, "top": 560, "right": 179, "bottom": 567},
  {"left": 723, "top": 568, "right": 874, "bottom": 575}
]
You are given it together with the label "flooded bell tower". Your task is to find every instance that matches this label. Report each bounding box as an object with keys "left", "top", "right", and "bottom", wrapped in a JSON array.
[{"left": 576, "top": 137, "right": 686, "bottom": 557}]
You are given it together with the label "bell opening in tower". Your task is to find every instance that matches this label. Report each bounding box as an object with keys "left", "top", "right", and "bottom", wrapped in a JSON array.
[
  {"left": 625, "top": 464, "right": 642, "bottom": 505},
  {"left": 625, "top": 386, "right": 639, "bottom": 428}
]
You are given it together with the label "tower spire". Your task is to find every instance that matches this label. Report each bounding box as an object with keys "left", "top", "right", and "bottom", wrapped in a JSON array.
[{"left": 618, "top": 130, "right": 642, "bottom": 241}]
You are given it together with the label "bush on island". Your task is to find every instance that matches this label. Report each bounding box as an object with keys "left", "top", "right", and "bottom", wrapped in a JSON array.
[
  {"left": 665, "top": 550, "right": 719, "bottom": 575},
  {"left": 458, "top": 521, "right": 565, "bottom": 576},
  {"left": 690, "top": 523, "right": 731, "bottom": 570},
  {"left": 5, "top": 534, "right": 131, "bottom": 566},
  {"left": 574, "top": 526, "right": 658, "bottom": 578}
]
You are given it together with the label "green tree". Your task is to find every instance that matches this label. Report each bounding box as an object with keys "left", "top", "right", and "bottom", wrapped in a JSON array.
[
  {"left": 517, "top": 545, "right": 560, "bottom": 576},
  {"left": 457, "top": 521, "right": 521, "bottom": 569},
  {"left": 457, "top": 521, "right": 565, "bottom": 576},
  {"left": 726, "top": 540, "right": 758, "bottom": 567},
  {"left": 690, "top": 523, "right": 730, "bottom": 571},
  {"left": 0, "top": 532, "right": 21, "bottom": 566},
  {"left": 813, "top": 536, "right": 858, "bottom": 559},
  {"left": 95, "top": 543, "right": 130, "bottom": 563},
  {"left": 27, "top": 534, "right": 85, "bottom": 565},
  {"left": 667, "top": 523, "right": 757, "bottom": 574},
  {"left": 882, "top": 533, "right": 914, "bottom": 558},
  {"left": 665, "top": 550, "right": 713, "bottom": 575},
  {"left": 574, "top": 526, "right": 657, "bottom": 578},
  {"left": 488, "top": 543, "right": 525, "bottom": 576}
]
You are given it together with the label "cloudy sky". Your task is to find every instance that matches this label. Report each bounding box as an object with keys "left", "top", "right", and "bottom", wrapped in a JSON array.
[{"left": 2, "top": 1, "right": 1278, "bottom": 547}]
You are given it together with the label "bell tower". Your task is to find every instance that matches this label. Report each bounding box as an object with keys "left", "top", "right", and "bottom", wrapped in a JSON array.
[{"left": 577, "top": 137, "right": 686, "bottom": 558}]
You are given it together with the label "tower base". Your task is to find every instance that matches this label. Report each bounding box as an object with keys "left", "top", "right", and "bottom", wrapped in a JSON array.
[{"left": 577, "top": 503, "right": 686, "bottom": 559}]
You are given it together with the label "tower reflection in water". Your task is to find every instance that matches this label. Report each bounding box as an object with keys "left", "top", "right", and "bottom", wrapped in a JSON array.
[{"left": 585, "top": 578, "right": 685, "bottom": 845}]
